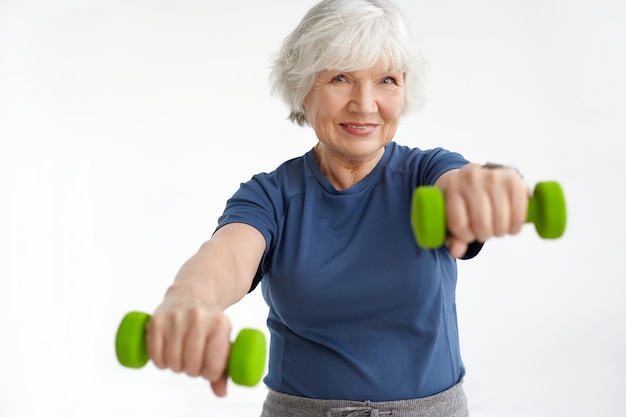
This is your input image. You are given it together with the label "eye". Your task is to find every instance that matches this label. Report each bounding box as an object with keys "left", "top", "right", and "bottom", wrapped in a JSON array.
[
  {"left": 332, "top": 74, "right": 347, "bottom": 83},
  {"left": 381, "top": 77, "right": 397, "bottom": 85}
]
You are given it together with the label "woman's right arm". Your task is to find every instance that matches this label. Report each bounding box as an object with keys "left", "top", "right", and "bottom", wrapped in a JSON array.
[{"left": 146, "top": 222, "right": 266, "bottom": 396}]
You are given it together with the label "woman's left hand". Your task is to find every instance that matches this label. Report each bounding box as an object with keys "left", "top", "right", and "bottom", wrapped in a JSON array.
[{"left": 435, "top": 163, "right": 530, "bottom": 258}]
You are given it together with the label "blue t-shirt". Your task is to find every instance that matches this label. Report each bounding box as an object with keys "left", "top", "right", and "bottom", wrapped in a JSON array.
[{"left": 217, "top": 142, "right": 471, "bottom": 401}]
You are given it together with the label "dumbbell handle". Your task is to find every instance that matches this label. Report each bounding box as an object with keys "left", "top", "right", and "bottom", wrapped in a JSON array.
[
  {"left": 411, "top": 181, "right": 566, "bottom": 248},
  {"left": 115, "top": 311, "right": 266, "bottom": 387}
]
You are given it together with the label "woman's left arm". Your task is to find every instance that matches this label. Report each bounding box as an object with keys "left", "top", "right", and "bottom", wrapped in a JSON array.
[{"left": 434, "top": 163, "right": 529, "bottom": 259}]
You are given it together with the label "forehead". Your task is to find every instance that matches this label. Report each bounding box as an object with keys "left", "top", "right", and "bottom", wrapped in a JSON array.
[{"left": 317, "top": 63, "right": 404, "bottom": 78}]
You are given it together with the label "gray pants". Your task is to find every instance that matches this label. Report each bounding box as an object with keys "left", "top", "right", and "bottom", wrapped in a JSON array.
[{"left": 260, "top": 381, "right": 469, "bottom": 417}]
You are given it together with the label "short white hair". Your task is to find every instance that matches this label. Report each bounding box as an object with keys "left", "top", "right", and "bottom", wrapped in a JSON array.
[{"left": 270, "top": 0, "right": 428, "bottom": 126}]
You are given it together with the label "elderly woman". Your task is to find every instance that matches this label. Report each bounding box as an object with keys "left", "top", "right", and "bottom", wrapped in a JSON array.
[{"left": 146, "top": 0, "right": 528, "bottom": 416}]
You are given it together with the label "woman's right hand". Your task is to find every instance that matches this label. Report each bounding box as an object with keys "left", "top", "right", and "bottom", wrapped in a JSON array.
[
  {"left": 144, "top": 223, "right": 266, "bottom": 396},
  {"left": 146, "top": 289, "right": 233, "bottom": 397}
]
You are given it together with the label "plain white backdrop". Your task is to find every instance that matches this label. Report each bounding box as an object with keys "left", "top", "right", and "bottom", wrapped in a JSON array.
[{"left": 1, "top": 0, "right": 625, "bottom": 416}]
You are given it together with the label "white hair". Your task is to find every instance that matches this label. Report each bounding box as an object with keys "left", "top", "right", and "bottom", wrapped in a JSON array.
[{"left": 270, "top": 0, "right": 428, "bottom": 126}]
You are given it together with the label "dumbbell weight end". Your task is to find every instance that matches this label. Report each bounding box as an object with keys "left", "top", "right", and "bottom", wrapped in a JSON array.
[
  {"left": 411, "top": 186, "right": 446, "bottom": 249},
  {"left": 116, "top": 311, "right": 151, "bottom": 369},
  {"left": 526, "top": 181, "right": 567, "bottom": 239}
]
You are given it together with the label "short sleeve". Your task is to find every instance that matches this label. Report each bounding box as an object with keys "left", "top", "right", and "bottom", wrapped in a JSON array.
[{"left": 215, "top": 175, "right": 283, "bottom": 291}]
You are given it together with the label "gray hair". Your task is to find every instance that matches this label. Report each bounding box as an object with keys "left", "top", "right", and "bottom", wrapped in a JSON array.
[{"left": 270, "top": 0, "right": 428, "bottom": 126}]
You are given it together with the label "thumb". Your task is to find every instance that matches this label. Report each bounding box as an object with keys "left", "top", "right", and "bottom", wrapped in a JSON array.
[{"left": 210, "top": 374, "right": 228, "bottom": 397}]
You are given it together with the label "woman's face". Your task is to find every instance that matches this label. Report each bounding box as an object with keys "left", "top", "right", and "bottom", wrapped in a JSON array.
[{"left": 304, "top": 62, "right": 405, "bottom": 165}]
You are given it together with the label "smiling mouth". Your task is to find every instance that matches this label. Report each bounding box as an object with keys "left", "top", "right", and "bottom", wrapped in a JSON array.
[
  {"left": 340, "top": 123, "right": 379, "bottom": 136},
  {"left": 341, "top": 123, "right": 378, "bottom": 129}
]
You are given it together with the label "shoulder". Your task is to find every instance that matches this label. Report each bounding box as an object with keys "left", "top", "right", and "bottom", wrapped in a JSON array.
[
  {"left": 234, "top": 151, "right": 311, "bottom": 207},
  {"left": 385, "top": 142, "right": 470, "bottom": 186},
  {"left": 387, "top": 142, "right": 466, "bottom": 163}
]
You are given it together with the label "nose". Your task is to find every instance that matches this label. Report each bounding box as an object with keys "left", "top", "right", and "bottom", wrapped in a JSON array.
[{"left": 348, "top": 83, "right": 378, "bottom": 115}]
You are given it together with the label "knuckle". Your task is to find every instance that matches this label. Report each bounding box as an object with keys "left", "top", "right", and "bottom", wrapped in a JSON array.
[
  {"left": 510, "top": 216, "right": 526, "bottom": 234},
  {"left": 446, "top": 215, "right": 468, "bottom": 240},
  {"left": 165, "top": 349, "right": 183, "bottom": 372},
  {"left": 184, "top": 360, "right": 202, "bottom": 377},
  {"left": 164, "top": 358, "right": 179, "bottom": 373},
  {"left": 202, "top": 359, "right": 224, "bottom": 382},
  {"left": 494, "top": 221, "right": 508, "bottom": 237},
  {"left": 471, "top": 214, "right": 492, "bottom": 241},
  {"left": 208, "top": 313, "right": 231, "bottom": 339},
  {"left": 463, "top": 165, "right": 483, "bottom": 185},
  {"left": 147, "top": 312, "right": 166, "bottom": 334},
  {"left": 187, "top": 306, "right": 205, "bottom": 324}
]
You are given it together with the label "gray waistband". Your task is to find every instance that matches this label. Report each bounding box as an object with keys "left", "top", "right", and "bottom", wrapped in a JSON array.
[{"left": 260, "top": 382, "right": 469, "bottom": 417}]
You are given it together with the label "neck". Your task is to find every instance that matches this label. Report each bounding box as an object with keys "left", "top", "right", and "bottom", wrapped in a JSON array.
[{"left": 314, "top": 144, "right": 385, "bottom": 190}]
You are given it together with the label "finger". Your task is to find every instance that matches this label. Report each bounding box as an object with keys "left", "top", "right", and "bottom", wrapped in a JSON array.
[
  {"left": 146, "top": 317, "right": 165, "bottom": 369},
  {"left": 446, "top": 236, "right": 469, "bottom": 259},
  {"left": 509, "top": 182, "right": 530, "bottom": 234},
  {"left": 489, "top": 184, "right": 511, "bottom": 237},
  {"left": 210, "top": 375, "right": 228, "bottom": 397},
  {"left": 163, "top": 313, "right": 185, "bottom": 373},
  {"left": 200, "top": 316, "right": 231, "bottom": 383},
  {"left": 183, "top": 317, "right": 208, "bottom": 377},
  {"left": 445, "top": 190, "right": 473, "bottom": 243},
  {"left": 468, "top": 187, "right": 494, "bottom": 242}
]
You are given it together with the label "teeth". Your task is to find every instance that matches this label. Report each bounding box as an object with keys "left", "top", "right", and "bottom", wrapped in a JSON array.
[{"left": 347, "top": 125, "right": 371, "bottom": 129}]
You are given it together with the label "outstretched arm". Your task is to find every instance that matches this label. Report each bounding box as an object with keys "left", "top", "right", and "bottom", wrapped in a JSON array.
[{"left": 146, "top": 222, "right": 265, "bottom": 396}]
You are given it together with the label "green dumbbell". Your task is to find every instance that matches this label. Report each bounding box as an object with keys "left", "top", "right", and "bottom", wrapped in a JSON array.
[
  {"left": 115, "top": 311, "right": 266, "bottom": 387},
  {"left": 411, "top": 181, "right": 567, "bottom": 248}
]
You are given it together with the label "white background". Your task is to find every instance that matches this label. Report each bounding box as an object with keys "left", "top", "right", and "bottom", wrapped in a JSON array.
[{"left": 1, "top": 0, "right": 625, "bottom": 416}]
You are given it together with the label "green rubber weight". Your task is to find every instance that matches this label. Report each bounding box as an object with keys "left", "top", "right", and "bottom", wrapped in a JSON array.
[
  {"left": 115, "top": 311, "right": 266, "bottom": 387},
  {"left": 228, "top": 328, "right": 267, "bottom": 386},
  {"left": 411, "top": 181, "right": 567, "bottom": 248},
  {"left": 116, "top": 311, "right": 151, "bottom": 368},
  {"left": 526, "top": 181, "right": 567, "bottom": 239},
  {"left": 411, "top": 186, "right": 446, "bottom": 249}
]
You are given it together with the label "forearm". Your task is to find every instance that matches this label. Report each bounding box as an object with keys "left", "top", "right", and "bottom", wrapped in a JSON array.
[{"left": 165, "top": 223, "right": 265, "bottom": 311}]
